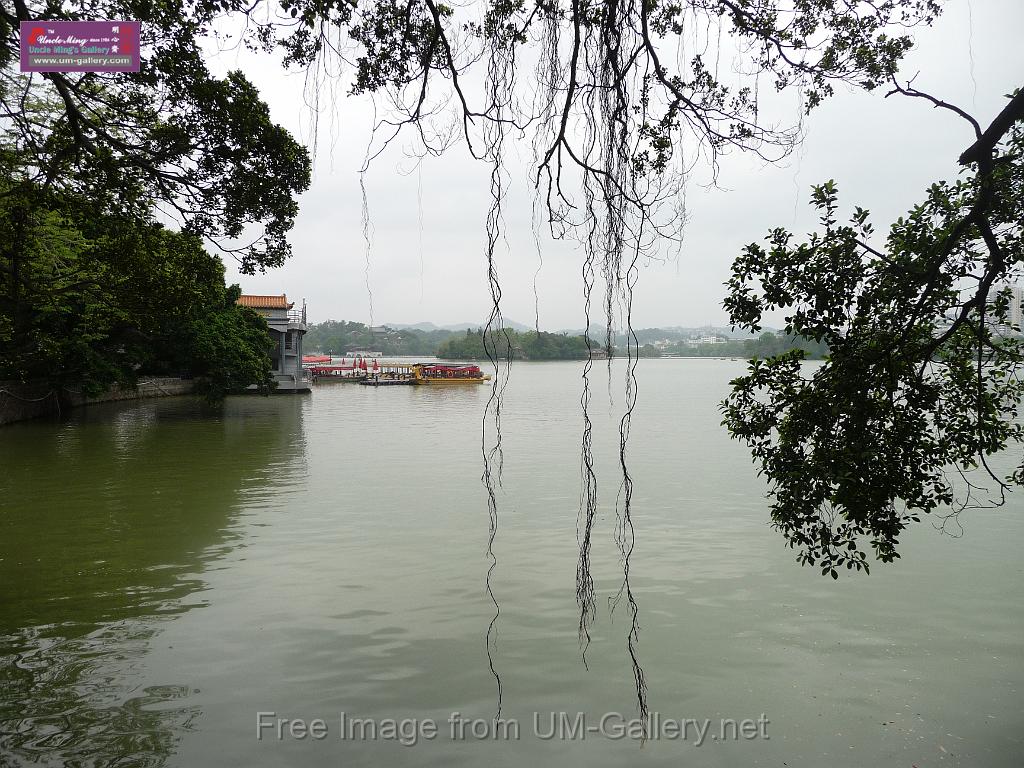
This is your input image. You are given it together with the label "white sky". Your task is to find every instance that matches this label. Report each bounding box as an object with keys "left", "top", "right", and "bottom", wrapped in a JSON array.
[{"left": 208, "top": 1, "right": 1024, "bottom": 330}]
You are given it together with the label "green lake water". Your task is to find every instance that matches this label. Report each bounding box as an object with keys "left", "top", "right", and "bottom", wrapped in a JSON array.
[{"left": 1, "top": 359, "right": 1021, "bottom": 766}]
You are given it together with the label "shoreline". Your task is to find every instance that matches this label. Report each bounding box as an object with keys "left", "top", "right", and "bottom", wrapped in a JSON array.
[{"left": 0, "top": 377, "right": 196, "bottom": 427}]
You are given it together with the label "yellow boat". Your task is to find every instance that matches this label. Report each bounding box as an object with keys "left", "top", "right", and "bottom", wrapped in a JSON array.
[{"left": 412, "top": 363, "right": 491, "bottom": 384}]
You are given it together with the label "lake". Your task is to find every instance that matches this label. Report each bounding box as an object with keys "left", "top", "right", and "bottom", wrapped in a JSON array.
[{"left": 1, "top": 359, "right": 1021, "bottom": 766}]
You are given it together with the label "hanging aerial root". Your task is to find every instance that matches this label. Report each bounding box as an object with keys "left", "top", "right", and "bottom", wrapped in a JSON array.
[{"left": 610, "top": 233, "right": 648, "bottom": 736}]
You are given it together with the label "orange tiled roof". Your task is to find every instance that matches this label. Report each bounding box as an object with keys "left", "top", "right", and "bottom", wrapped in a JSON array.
[{"left": 237, "top": 294, "right": 293, "bottom": 309}]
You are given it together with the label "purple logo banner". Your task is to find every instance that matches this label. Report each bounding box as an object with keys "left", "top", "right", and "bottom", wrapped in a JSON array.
[{"left": 20, "top": 20, "right": 140, "bottom": 73}]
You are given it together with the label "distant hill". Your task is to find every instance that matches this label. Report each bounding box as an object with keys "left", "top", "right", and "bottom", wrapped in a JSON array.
[
  {"left": 385, "top": 318, "right": 534, "bottom": 332},
  {"left": 385, "top": 321, "right": 477, "bottom": 332}
]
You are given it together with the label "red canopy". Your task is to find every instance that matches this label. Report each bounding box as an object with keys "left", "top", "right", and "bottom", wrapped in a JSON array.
[{"left": 424, "top": 365, "right": 480, "bottom": 373}]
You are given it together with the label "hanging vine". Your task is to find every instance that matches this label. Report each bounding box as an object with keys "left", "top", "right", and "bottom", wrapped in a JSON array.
[
  {"left": 2, "top": 0, "right": 951, "bottom": 729},
  {"left": 324, "top": 0, "right": 938, "bottom": 724}
]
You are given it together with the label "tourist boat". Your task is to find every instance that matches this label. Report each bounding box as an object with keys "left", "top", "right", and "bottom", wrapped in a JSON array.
[
  {"left": 308, "top": 357, "right": 366, "bottom": 382},
  {"left": 411, "top": 363, "right": 490, "bottom": 384},
  {"left": 302, "top": 354, "right": 332, "bottom": 367},
  {"left": 311, "top": 359, "right": 421, "bottom": 384},
  {"left": 360, "top": 360, "right": 417, "bottom": 385}
]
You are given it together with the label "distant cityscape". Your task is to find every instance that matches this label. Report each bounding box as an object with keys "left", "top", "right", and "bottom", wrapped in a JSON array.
[
  {"left": 938, "top": 282, "right": 1024, "bottom": 337},
  {"left": 1000, "top": 282, "right": 1024, "bottom": 332}
]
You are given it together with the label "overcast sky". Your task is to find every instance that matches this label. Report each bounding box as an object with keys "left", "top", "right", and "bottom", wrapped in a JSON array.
[{"left": 207, "top": 1, "right": 1024, "bottom": 331}]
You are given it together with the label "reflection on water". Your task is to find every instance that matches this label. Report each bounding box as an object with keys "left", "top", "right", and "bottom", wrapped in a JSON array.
[
  {"left": 3, "top": 625, "right": 199, "bottom": 767},
  {"left": 1, "top": 362, "right": 1023, "bottom": 768},
  {"left": 0, "top": 396, "right": 306, "bottom": 766}
]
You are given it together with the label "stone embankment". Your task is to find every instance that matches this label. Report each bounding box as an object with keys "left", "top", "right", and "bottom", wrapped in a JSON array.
[{"left": 0, "top": 377, "right": 195, "bottom": 426}]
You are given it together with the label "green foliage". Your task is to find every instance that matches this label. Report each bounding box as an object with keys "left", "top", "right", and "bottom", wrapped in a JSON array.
[
  {"left": 721, "top": 112, "right": 1024, "bottom": 577},
  {"left": 437, "top": 328, "right": 594, "bottom": 360},
  {"left": 305, "top": 322, "right": 597, "bottom": 360},
  {"left": 1, "top": 16, "right": 311, "bottom": 273},
  {"left": 188, "top": 290, "right": 275, "bottom": 401},
  {"left": 0, "top": 179, "right": 274, "bottom": 399},
  {"left": 304, "top": 320, "right": 459, "bottom": 357}
]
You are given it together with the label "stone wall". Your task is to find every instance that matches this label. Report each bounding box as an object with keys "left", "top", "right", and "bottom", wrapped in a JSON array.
[{"left": 0, "top": 377, "right": 195, "bottom": 427}]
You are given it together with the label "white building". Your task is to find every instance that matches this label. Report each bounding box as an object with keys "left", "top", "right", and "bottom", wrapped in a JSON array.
[
  {"left": 990, "top": 283, "right": 1024, "bottom": 335},
  {"left": 236, "top": 294, "right": 311, "bottom": 392},
  {"left": 689, "top": 334, "right": 726, "bottom": 345},
  {"left": 1008, "top": 284, "right": 1023, "bottom": 332}
]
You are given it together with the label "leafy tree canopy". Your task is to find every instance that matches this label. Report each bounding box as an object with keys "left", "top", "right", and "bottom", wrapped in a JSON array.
[
  {"left": 722, "top": 91, "right": 1024, "bottom": 577},
  {"left": 0, "top": 174, "right": 274, "bottom": 397},
  {"left": 1, "top": 2, "right": 311, "bottom": 273}
]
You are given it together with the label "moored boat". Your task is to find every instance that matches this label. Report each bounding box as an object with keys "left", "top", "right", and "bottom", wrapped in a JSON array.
[
  {"left": 312, "top": 359, "right": 421, "bottom": 385},
  {"left": 411, "top": 363, "right": 490, "bottom": 384}
]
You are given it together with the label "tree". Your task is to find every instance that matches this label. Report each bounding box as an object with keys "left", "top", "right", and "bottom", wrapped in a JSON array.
[
  {"left": 435, "top": 326, "right": 593, "bottom": 359},
  {"left": 0, "top": 171, "right": 275, "bottom": 398},
  {"left": 1, "top": 6, "right": 311, "bottom": 273},
  {"left": 722, "top": 91, "right": 1024, "bottom": 578},
  {"left": 0, "top": 53, "right": 294, "bottom": 397},
  {"left": 187, "top": 285, "right": 275, "bottom": 400}
]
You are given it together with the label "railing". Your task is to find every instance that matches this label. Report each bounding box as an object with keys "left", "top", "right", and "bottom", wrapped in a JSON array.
[{"left": 287, "top": 303, "right": 306, "bottom": 324}]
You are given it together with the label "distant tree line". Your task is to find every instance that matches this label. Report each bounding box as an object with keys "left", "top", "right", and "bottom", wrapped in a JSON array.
[
  {"left": 438, "top": 328, "right": 825, "bottom": 361},
  {"left": 304, "top": 321, "right": 460, "bottom": 357},
  {"left": 658, "top": 333, "right": 829, "bottom": 359},
  {"left": 306, "top": 322, "right": 828, "bottom": 362},
  {"left": 437, "top": 328, "right": 596, "bottom": 360}
]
